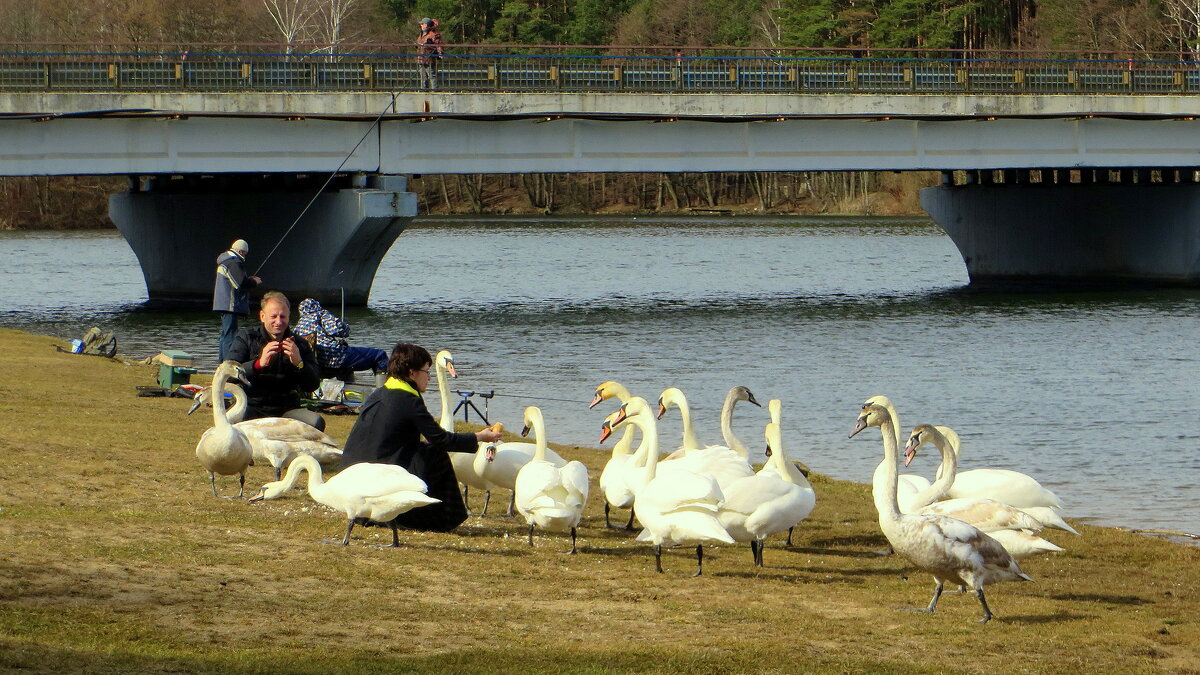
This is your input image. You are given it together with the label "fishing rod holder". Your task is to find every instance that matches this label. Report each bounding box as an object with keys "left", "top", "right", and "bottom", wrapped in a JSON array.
[{"left": 453, "top": 390, "right": 494, "bottom": 424}]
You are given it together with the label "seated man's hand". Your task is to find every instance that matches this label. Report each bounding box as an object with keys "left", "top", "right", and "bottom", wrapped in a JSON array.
[
  {"left": 257, "top": 340, "right": 280, "bottom": 369},
  {"left": 280, "top": 337, "right": 303, "bottom": 366}
]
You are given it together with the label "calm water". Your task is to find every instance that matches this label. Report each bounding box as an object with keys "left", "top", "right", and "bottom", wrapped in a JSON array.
[{"left": 1, "top": 216, "right": 1197, "bottom": 534}]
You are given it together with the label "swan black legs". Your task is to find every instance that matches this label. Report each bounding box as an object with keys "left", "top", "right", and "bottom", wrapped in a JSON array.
[
  {"left": 209, "top": 472, "right": 218, "bottom": 497},
  {"left": 340, "top": 518, "right": 355, "bottom": 546},
  {"left": 528, "top": 523, "right": 536, "bottom": 546},
  {"left": 691, "top": 544, "right": 705, "bottom": 577},
  {"left": 786, "top": 527, "right": 794, "bottom": 547},
  {"left": 751, "top": 540, "right": 765, "bottom": 567},
  {"left": 975, "top": 588, "right": 994, "bottom": 623},
  {"left": 237, "top": 472, "right": 246, "bottom": 498},
  {"left": 387, "top": 522, "right": 400, "bottom": 548},
  {"left": 625, "top": 508, "right": 636, "bottom": 531},
  {"left": 481, "top": 490, "right": 491, "bottom": 516},
  {"left": 654, "top": 545, "right": 664, "bottom": 573},
  {"left": 604, "top": 503, "right": 612, "bottom": 528},
  {"left": 569, "top": 527, "right": 578, "bottom": 555}
]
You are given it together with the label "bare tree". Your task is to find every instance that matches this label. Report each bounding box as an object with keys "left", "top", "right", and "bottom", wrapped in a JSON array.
[
  {"left": 1162, "top": 0, "right": 1200, "bottom": 59},
  {"left": 313, "top": 0, "right": 358, "bottom": 56},
  {"left": 263, "top": 0, "right": 318, "bottom": 52}
]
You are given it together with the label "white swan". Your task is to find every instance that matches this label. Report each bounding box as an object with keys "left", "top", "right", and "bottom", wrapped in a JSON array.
[
  {"left": 513, "top": 406, "right": 590, "bottom": 553},
  {"left": 590, "top": 380, "right": 638, "bottom": 529},
  {"left": 194, "top": 361, "right": 255, "bottom": 497},
  {"left": 756, "top": 399, "right": 818, "bottom": 547},
  {"left": 657, "top": 386, "right": 756, "bottom": 491},
  {"left": 903, "top": 424, "right": 1064, "bottom": 558},
  {"left": 475, "top": 416, "right": 567, "bottom": 516},
  {"left": 609, "top": 397, "right": 734, "bottom": 576},
  {"left": 188, "top": 384, "right": 342, "bottom": 480},
  {"left": 248, "top": 455, "right": 439, "bottom": 547},
  {"left": 434, "top": 350, "right": 498, "bottom": 514},
  {"left": 850, "top": 399, "right": 1033, "bottom": 623},
  {"left": 656, "top": 387, "right": 705, "bottom": 453},
  {"left": 930, "top": 426, "right": 1065, "bottom": 511},
  {"left": 717, "top": 422, "right": 816, "bottom": 567},
  {"left": 863, "top": 395, "right": 932, "bottom": 510}
]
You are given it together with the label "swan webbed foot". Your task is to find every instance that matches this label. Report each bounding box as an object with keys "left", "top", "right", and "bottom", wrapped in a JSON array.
[{"left": 922, "top": 580, "right": 945, "bottom": 614}]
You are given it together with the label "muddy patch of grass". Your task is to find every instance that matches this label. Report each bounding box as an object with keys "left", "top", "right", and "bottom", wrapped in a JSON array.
[{"left": 0, "top": 328, "right": 1197, "bottom": 674}]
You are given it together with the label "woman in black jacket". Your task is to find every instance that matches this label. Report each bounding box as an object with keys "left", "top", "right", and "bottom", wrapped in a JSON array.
[{"left": 341, "top": 343, "right": 503, "bottom": 532}]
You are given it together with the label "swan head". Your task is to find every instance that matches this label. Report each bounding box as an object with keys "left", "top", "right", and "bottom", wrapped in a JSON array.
[
  {"left": 903, "top": 424, "right": 938, "bottom": 467},
  {"left": 610, "top": 396, "right": 651, "bottom": 428},
  {"left": 655, "top": 387, "right": 686, "bottom": 420},
  {"left": 729, "top": 385, "right": 761, "bottom": 408},
  {"left": 599, "top": 419, "right": 614, "bottom": 443},
  {"left": 435, "top": 350, "right": 457, "bottom": 378},
  {"left": 850, "top": 400, "right": 892, "bottom": 438},
  {"left": 589, "top": 380, "right": 629, "bottom": 409},
  {"left": 214, "top": 360, "right": 249, "bottom": 384},
  {"left": 520, "top": 406, "right": 543, "bottom": 437},
  {"left": 187, "top": 388, "right": 210, "bottom": 415},
  {"left": 247, "top": 479, "right": 288, "bottom": 503},
  {"left": 483, "top": 444, "right": 497, "bottom": 462}
]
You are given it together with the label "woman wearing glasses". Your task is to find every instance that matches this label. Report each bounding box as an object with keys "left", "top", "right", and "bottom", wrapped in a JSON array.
[{"left": 341, "top": 342, "right": 503, "bottom": 532}]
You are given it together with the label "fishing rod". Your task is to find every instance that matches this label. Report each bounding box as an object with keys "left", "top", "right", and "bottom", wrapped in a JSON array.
[{"left": 253, "top": 91, "right": 398, "bottom": 276}]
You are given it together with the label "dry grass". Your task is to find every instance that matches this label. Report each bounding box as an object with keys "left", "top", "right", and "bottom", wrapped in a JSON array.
[{"left": 0, "top": 327, "right": 1197, "bottom": 674}]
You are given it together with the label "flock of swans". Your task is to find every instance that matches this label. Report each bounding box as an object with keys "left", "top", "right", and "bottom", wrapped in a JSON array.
[{"left": 190, "top": 354, "right": 1076, "bottom": 622}]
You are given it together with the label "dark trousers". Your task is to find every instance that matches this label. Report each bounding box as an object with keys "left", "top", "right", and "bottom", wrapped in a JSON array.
[
  {"left": 392, "top": 443, "right": 468, "bottom": 532},
  {"left": 217, "top": 312, "right": 240, "bottom": 363}
]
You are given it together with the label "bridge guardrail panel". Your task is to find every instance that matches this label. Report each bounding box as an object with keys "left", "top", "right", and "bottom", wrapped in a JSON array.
[
  {"left": 912, "top": 67, "right": 958, "bottom": 92},
  {"left": 251, "top": 61, "right": 313, "bottom": 90},
  {"left": 315, "top": 63, "right": 369, "bottom": 89},
  {"left": 183, "top": 62, "right": 243, "bottom": 89},
  {"left": 120, "top": 62, "right": 179, "bottom": 89},
  {"left": 495, "top": 66, "right": 553, "bottom": 91},
  {"left": 442, "top": 65, "right": 495, "bottom": 90},
  {"left": 372, "top": 62, "right": 420, "bottom": 90},
  {"left": 799, "top": 70, "right": 850, "bottom": 92},
  {"left": 0, "top": 62, "right": 47, "bottom": 88},
  {"left": 49, "top": 61, "right": 112, "bottom": 89},
  {"left": 558, "top": 67, "right": 619, "bottom": 92}
]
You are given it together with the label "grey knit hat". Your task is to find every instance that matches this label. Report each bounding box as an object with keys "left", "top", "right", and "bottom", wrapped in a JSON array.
[{"left": 419, "top": 17, "right": 432, "bottom": 25}]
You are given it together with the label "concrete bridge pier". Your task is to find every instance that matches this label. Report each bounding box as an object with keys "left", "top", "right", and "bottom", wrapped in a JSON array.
[
  {"left": 921, "top": 171, "right": 1200, "bottom": 288},
  {"left": 109, "top": 173, "right": 417, "bottom": 307}
]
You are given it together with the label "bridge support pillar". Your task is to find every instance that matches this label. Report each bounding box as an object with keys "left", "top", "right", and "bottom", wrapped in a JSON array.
[
  {"left": 109, "top": 174, "right": 417, "bottom": 307},
  {"left": 920, "top": 179, "right": 1200, "bottom": 287}
]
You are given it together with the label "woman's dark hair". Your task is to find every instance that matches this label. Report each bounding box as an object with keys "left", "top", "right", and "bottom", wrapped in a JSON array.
[{"left": 387, "top": 342, "right": 432, "bottom": 382}]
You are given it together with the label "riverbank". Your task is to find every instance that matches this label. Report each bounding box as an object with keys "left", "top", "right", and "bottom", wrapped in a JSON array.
[{"left": 1, "top": 327, "right": 1196, "bottom": 673}]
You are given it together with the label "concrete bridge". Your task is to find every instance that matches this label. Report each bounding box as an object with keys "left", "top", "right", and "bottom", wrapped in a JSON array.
[{"left": 3, "top": 50, "right": 1200, "bottom": 303}]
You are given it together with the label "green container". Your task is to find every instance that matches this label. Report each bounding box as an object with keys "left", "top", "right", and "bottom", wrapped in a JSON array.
[{"left": 158, "top": 364, "right": 198, "bottom": 389}]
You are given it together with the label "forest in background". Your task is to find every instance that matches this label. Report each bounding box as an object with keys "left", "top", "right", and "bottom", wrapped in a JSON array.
[{"left": 3, "top": 0, "right": 1197, "bottom": 228}]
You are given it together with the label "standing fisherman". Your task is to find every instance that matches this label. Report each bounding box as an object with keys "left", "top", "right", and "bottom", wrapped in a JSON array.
[
  {"left": 416, "top": 17, "right": 443, "bottom": 91},
  {"left": 213, "top": 239, "right": 261, "bottom": 362}
]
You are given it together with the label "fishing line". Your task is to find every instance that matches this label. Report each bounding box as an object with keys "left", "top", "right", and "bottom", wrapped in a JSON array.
[
  {"left": 253, "top": 91, "right": 399, "bottom": 276},
  {"left": 425, "top": 386, "right": 589, "bottom": 405}
]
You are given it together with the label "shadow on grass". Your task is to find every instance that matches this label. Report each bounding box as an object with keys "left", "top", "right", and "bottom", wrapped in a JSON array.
[
  {"left": 999, "top": 612, "right": 1092, "bottom": 624},
  {"left": 1048, "top": 593, "right": 1153, "bottom": 606}
]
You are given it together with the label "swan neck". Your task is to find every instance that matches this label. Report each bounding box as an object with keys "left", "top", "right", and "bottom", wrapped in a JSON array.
[
  {"left": 920, "top": 432, "right": 957, "bottom": 505},
  {"left": 873, "top": 417, "right": 901, "bottom": 524},
  {"left": 211, "top": 367, "right": 233, "bottom": 430},
  {"left": 719, "top": 392, "right": 749, "bottom": 458},
  {"left": 436, "top": 362, "right": 453, "bottom": 431},
  {"left": 282, "top": 455, "right": 323, "bottom": 493},
  {"left": 631, "top": 415, "right": 659, "bottom": 480},
  {"left": 675, "top": 398, "right": 702, "bottom": 451},
  {"left": 530, "top": 411, "right": 548, "bottom": 462},
  {"left": 613, "top": 425, "right": 635, "bottom": 457}
]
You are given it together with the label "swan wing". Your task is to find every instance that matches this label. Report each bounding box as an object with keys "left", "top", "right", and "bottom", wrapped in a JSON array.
[
  {"left": 948, "top": 469, "right": 1063, "bottom": 509},
  {"left": 363, "top": 492, "right": 441, "bottom": 522},
  {"left": 920, "top": 498, "right": 1044, "bottom": 533},
  {"left": 236, "top": 418, "right": 337, "bottom": 446},
  {"left": 330, "top": 463, "right": 429, "bottom": 497}
]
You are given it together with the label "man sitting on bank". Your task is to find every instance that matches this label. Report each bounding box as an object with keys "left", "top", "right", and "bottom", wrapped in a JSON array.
[{"left": 227, "top": 291, "right": 325, "bottom": 431}]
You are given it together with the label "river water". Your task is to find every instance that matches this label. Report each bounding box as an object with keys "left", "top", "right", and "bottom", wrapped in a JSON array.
[{"left": 1, "top": 215, "right": 1197, "bottom": 535}]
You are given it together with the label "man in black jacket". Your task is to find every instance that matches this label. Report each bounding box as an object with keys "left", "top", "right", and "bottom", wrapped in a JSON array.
[
  {"left": 227, "top": 290, "right": 325, "bottom": 431},
  {"left": 341, "top": 343, "right": 502, "bottom": 532}
]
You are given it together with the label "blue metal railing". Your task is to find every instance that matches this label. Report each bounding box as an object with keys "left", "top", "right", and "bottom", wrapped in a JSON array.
[{"left": 1, "top": 45, "right": 1198, "bottom": 95}]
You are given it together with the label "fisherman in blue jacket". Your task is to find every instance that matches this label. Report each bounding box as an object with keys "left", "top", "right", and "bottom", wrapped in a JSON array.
[{"left": 212, "top": 239, "right": 261, "bottom": 362}]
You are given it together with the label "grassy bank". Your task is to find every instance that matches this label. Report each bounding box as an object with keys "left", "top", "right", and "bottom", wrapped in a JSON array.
[{"left": 0, "top": 328, "right": 1196, "bottom": 674}]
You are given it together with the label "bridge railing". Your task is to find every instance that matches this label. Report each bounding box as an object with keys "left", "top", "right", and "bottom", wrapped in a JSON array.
[{"left": 1, "top": 44, "right": 1198, "bottom": 95}]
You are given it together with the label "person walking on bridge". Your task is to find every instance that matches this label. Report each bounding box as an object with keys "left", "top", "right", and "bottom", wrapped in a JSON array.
[
  {"left": 213, "top": 238, "right": 260, "bottom": 363},
  {"left": 416, "top": 17, "right": 443, "bottom": 91}
]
